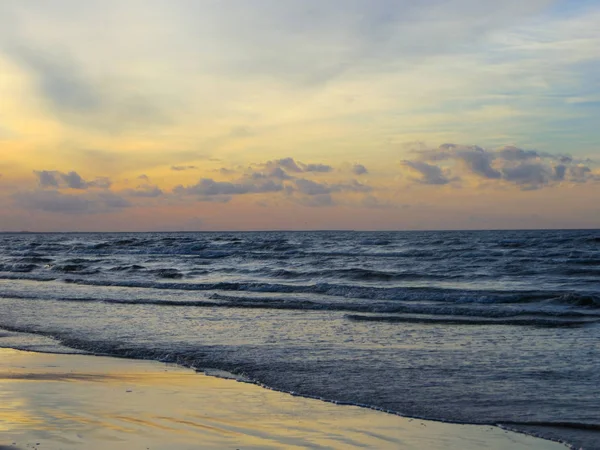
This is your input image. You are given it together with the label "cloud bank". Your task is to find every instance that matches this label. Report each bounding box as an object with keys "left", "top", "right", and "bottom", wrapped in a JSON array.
[{"left": 402, "top": 144, "right": 598, "bottom": 190}]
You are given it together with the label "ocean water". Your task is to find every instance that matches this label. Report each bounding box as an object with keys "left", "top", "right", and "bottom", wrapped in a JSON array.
[{"left": 0, "top": 230, "right": 599, "bottom": 448}]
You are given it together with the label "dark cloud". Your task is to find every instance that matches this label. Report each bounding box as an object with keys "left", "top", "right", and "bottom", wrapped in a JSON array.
[
  {"left": 554, "top": 164, "right": 567, "bottom": 181},
  {"left": 88, "top": 177, "right": 112, "bottom": 189},
  {"left": 124, "top": 185, "right": 164, "bottom": 198},
  {"left": 99, "top": 192, "right": 131, "bottom": 208},
  {"left": 402, "top": 160, "right": 452, "bottom": 185},
  {"left": 196, "top": 195, "right": 232, "bottom": 203},
  {"left": 501, "top": 163, "right": 553, "bottom": 189},
  {"left": 497, "top": 146, "right": 539, "bottom": 161},
  {"left": 352, "top": 164, "right": 368, "bottom": 175},
  {"left": 61, "top": 171, "right": 87, "bottom": 189},
  {"left": 250, "top": 167, "right": 293, "bottom": 180},
  {"left": 174, "top": 178, "right": 283, "bottom": 197},
  {"left": 294, "top": 179, "right": 333, "bottom": 196},
  {"left": 403, "top": 143, "right": 598, "bottom": 190},
  {"left": 13, "top": 190, "right": 130, "bottom": 214},
  {"left": 34, "top": 170, "right": 60, "bottom": 188},
  {"left": 275, "top": 157, "right": 303, "bottom": 173},
  {"left": 262, "top": 157, "right": 333, "bottom": 175},
  {"left": 569, "top": 165, "right": 593, "bottom": 183},
  {"left": 455, "top": 148, "right": 502, "bottom": 179},
  {"left": 268, "top": 167, "right": 293, "bottom": 180},
  {"left": 34, "top": 170, "right": 111, "bottom": 190},
  {"left": 341, "top": 180, "right": 372, "bottom": 193},
  {"left": 293, "top": 179, "right": 371, "bottom": 196}
]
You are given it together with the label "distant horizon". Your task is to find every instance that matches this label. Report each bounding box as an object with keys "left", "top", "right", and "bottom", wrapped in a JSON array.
[{"left": 2, "top": 227, "right": 599, "bottom": 234}]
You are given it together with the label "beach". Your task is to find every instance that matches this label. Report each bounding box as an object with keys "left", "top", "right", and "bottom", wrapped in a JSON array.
[{"left": 0, "top": 348, "right": 566, "bottom": 449}]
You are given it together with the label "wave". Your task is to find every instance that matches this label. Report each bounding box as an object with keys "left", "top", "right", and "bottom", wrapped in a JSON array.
[
  {"left": 256, "top": 267, "right": 463, "bottom": 281},
  {"left": 0, "top": 273, "right": 56, "bottom": 282},
  {"left": 58, "top": 279, "right": 553, "bottom": 304},
  {"left": 345, "top": 314, "right": 599, "bottom": 328},
  {"left": 149, "top": 268, "right": 184, "bottom": 279},
  {"left": 0, "top": 263, "right": 39, "bottom": 273},
  {"left": 549, "top": 293, "right": 600, "bottom": 307},
  {"left": 16, "top": 256, "right": 53, "bottom": 264},
  {"left": 50, "top": 264, "right": 100, "bottom": 274},
  {"left": 2, "top": 273, "right": 599, "bottom": 309},
  {"left": 0, "top": 321, "right": 597, "bottom": 450},
  {"left": 500, "top": 421, "right": 600, "bottom": 431},
  {"left": 108, "top": 264, "right": 146, "bottom": 272},
  {"left": 358, "top": 239, "right": 392, "bottom": 246},
  {"left": 3, "top": 289, "right": 600, "bottom": 321}
]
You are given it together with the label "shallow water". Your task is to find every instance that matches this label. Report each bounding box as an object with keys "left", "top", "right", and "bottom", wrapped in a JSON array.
[{"left": 0, "top": 230, "right": 599, "bottom": 448}]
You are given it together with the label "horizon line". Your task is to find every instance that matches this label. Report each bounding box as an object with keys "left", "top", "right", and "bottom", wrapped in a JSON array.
[{"left": 1, "top": 227, "right": 599, "bottom": 234}]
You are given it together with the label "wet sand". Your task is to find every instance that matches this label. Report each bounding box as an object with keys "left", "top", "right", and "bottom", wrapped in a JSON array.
[{"left": 0, "top": 348, "right": 566, "bottom": 449}]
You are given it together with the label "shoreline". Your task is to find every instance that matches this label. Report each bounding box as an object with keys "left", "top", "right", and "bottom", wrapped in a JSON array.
[{"left": 0, "top": 347, "right": 567, "bottom": 449}]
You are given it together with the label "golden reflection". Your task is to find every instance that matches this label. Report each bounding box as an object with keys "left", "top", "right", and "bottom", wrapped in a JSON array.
[
  {"left": 0, "top": 348, "right": 564, "bottom": 450},
  {"left": 0, "top": 396, "right": 42, "bottom": 432}
]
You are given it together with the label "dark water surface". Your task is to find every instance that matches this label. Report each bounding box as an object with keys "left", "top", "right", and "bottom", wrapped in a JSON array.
[{"left": 0, "top": 230, "right": 599, "bottom": 448}]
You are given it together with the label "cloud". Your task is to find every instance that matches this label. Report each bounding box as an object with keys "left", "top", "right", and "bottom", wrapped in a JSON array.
[
  {"left": 13, "top": 190, "right": 130, "bottom": 214},
  {"left": 7, "top": 45, "right": 100, "bottom": 113},
  {"left": 2, "top": 44, "right": 170, "bottom": 132},
  {"left": 403, "top": 143, "right": 598, "bottom": 189},
  {"left": 249, "top": 166, "right": 293, "bottom": 180},
  {"left": 402, "top": 160, "right": 452, "bottom": 185},
  {"left": 294, "top": 179, "right": 333, "bottom": 196},
  {"left": 34, "top": 170, "right": 111, "bottom": 190},
  {"left": 124, "top": 185, "right": 164, "bottom": 198},
  {"left": 171, "top": 165, "right": 198, "bottom": 171},
  {"left": 35, "top": 170, "right": 60, "bottom": 188},
  {"left": 224, "top": 157, "right": 337, "bottom": 184},
  {"left": 501, "top": 163, "right": 554, "bottom": 189},
  {"left": 99, "top": 191, "right": 131, "bottom": 208},
  {"left": 496, "top": 146, "right": 540, "bottom": 161},
  {"left": 352, "top": 164, "right": 368, "bottom": 175},
  {"left": 286, "top": 178, "right": 372, "bottom": 210},
  {"left": 61, "top": 171, "right": 88, "bottom": 189},
  {"left": 455, "top": 148, "right": 502, "bottom": 179},
  {"left": 261, "top": 158, "right": 333, "bottom": 176},
  {"left": 273, "top": 157, "right": 303, "bottom": 173},
  {"left": 569, "top": 165, "right": 593, "bottom": 183},
  {"left": 300, "top": 163, "right": 333, "bottom": 173},
  {"left": 293, "top": 178, "right": 371, "bottom": 196},
  {"left": 174, "top": 178, "right": 283, "bottom": 197}
]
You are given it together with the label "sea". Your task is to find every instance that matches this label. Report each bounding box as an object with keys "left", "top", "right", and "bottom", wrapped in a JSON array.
[{"left": 0, "top": 230, "right": 599, "bottom": 448}]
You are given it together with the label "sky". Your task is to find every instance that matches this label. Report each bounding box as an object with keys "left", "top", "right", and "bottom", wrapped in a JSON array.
[{"left": 0, "top": 0, "right": 599, "bottom": 231}]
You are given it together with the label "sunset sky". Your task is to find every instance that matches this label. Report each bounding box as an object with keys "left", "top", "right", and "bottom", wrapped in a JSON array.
[{"left": 1, "top": 0, "right": 599, "bottom": 231}]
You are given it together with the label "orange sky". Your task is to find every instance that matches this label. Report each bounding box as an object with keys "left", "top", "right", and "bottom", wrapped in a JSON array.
[{"left": 1, "top": 0, "right": 599, "bottom": 231}]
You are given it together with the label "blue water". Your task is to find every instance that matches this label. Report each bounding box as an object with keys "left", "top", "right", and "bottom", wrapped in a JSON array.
[{"left": 0, "top": 230, "right": 599, "bottom": 448}]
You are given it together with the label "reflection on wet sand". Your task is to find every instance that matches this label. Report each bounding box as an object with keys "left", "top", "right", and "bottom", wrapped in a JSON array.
[{"left": 0, "top": 348, "right": 565, "bottom": 450}]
